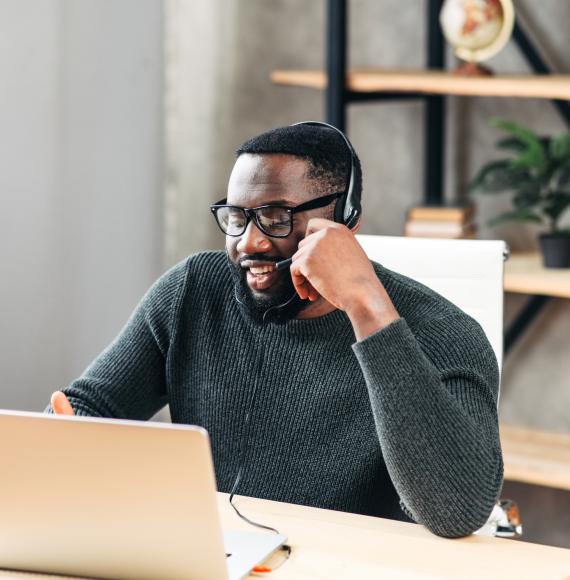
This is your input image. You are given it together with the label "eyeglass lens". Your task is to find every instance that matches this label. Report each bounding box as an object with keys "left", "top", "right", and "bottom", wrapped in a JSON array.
[{"left": 216, "top": 206, "right": 292, "bottom": 237}]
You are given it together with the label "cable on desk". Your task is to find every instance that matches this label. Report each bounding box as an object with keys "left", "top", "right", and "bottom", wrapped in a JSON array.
[
  {"left": 252, "top": 545, "right": 292, "bottom": 575},
  {"left": 228, "top": 316, "right": 282, "bottom": 536}
]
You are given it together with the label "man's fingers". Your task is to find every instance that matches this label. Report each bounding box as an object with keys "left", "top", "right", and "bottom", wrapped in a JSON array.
[
  {"left": 307, "top": 283, "right": 320, "bottom": 301},
  {"left": 298, "top": 280, "right": 319, "bottom": 301},
  {"left": 291, "top": 265, "right": 309, "bottom": 299},
  {"left": 305, "top": 217, "right": 342, "bottom": 237},
  {"left": 292, "top": 274, "right": 308, "bottom": 300},
  {"left": 51, "top": 391, "right": 74, "bottom": 415},
  {"left": 291, "top": 266, "right": 320, "bottom": 302}
]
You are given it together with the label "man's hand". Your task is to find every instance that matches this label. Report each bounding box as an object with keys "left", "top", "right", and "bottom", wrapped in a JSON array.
[
  {"left": 50, "top": 391, "right": 75, "bottom": 415},
  {"left": 291, "top": 218, "right": 400, "bottom": 340}
]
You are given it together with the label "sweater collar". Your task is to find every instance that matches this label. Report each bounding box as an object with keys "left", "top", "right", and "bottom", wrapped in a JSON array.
[{"left": 235, "top": 297, "right": 354, "bottom": 339}]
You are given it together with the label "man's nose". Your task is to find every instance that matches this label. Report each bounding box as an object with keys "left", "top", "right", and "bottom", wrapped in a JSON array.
[{"left": 236, "top": 218, "right": 272, "bottom": 254}]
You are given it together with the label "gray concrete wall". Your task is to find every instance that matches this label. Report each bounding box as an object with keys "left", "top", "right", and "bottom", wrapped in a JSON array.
[{"left": 0, "top": 0, "right": 164, "bottom": 411}]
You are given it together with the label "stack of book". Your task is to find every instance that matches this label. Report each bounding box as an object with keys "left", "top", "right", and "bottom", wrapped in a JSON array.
[{"left": 404, "top": 204, "right": 477, "bottom": 239}]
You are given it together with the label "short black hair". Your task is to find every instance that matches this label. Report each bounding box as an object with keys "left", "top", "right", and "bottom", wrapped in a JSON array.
[{"left": 236, "top": 124, "right": 363, "bottom": 202}]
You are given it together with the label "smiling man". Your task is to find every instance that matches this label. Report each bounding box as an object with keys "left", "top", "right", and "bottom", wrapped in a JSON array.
[{"left": 48, "top": 123, "right": 503, "bottom": 538}]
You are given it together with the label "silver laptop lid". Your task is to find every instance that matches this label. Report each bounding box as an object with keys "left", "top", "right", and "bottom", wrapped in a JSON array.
[{"left": 0, "top": 410, "right": 229, "bottom": 580}]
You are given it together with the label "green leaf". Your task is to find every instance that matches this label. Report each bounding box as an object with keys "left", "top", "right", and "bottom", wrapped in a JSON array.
[
  {"left": 550, "top": 133, "right": 570, "bottom": 160},
  {"left": 496, "top": 137, "right": 527, "bottom": 153},
  {"left": 489, "top": 118, "right": 540, "bottom": 142},
  {"left": 488, "top": 208, "right": 543, "bottom": 228},
  {"left": 489, "top": 118, "right": 547, "bottom": 172},
  {"left": 553, "top": 165, "right": 570, "bottom": 190},
  {"left": 512, "top": 186, "right": 541, "bottom": 209},
  {"left": 469, "top": 160, "right": 531, "bottom": 194},
  {"left": 541, "top": 191, "right": 570, "bottom": 222}
]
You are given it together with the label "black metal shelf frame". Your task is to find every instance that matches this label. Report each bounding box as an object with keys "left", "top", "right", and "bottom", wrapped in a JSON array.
[
  {"left": 325, "top": 0, "right": 445, "bottom": 204},
  {"left": 324, "top": 0, "right": 570, "bottom": 355}
]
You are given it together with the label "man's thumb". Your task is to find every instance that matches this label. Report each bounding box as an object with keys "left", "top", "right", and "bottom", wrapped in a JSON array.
[{"left": 51, "top": 391, "right": 74, "bottom": 415}]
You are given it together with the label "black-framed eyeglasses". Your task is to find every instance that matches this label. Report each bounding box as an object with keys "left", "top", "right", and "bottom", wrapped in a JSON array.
[{"left": 210, "top": 192, "right": 344, "bottom": 238}]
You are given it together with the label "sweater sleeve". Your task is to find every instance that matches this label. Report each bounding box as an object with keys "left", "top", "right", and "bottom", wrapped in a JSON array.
[
  {"left": 45, "top": 259, "right": 189, "bottom": 419},
  {"left": 352, "top": 315, "right": 503, "bottom": 538}
]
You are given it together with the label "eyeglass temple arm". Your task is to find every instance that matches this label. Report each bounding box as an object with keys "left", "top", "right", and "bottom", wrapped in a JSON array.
[{"left": 290, "top": 191, "right": 344, "bottom": 214}]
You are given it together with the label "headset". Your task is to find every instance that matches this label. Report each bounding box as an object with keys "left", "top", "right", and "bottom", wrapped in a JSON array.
[
  {"left": 291, "top": 120, "right": 361, "bottom": 229},
  {"left": 273, "top": 121, "right": 362, "bottom": 274}
]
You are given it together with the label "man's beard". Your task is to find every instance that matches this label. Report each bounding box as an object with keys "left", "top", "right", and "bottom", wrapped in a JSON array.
[{"left": 227, "top": 253, "right": 309, "bottom": 324}]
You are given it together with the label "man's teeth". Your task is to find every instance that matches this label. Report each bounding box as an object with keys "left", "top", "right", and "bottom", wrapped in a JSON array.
[{"left": 249, "top": 266, "right": 274, "bottom": 275}]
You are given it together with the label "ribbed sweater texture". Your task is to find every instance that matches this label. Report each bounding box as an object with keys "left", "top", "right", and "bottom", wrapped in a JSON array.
[{"left": 48, "top": 251, "right": 503, "bottom": 538}]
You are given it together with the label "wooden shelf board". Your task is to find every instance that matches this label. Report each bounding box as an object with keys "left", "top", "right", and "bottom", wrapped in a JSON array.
[
  {"left": 501, "top": 424, "right": 570, "bottom": 491},
  {"left": 504, "top": 252, "right": 570, "bottom": 298},
  {"left": 271, "top": 69, "right": 570, "bottom": 100}
]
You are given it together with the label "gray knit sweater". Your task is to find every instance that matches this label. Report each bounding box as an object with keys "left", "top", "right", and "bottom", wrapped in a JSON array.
[{"left": 49, "top": 251, "right": 503, "bottom": 538}]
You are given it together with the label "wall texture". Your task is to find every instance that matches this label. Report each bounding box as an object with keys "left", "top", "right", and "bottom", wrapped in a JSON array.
[
  {"left": 0, "top": 0, "right": 164, "bottom": 410},
  {"left": 166, "top": 0, "right": 570, "bottom": 434}
]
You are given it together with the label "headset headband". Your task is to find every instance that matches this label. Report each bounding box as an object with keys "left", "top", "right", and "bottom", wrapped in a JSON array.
[{"left": 291, "top": 121, "right": 361, "bottom": 229}]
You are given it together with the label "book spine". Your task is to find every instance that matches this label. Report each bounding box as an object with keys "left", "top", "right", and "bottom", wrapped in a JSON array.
[
  {"left": 404, "top": 222, "right": 477, "bottom": 239},
  {"left": 407, "top": 206, "right": 475, "bottom": 223}
]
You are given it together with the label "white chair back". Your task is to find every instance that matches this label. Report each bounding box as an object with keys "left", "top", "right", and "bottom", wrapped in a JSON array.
[{"left": 356, "top": 235, "right": 507, "bottom": 381}]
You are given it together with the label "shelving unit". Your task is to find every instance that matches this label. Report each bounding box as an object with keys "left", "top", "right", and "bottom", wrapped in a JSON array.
[
  {"left": 501, "top": 253, "right": 570, "bottom": 491},
  {"left": 504, "top": 253, "right": 570, "bottom": 298},
  {"left": 503, "top": 253, "right": 570, "bottom": 357},
  {"left": 271, "top": 2, "right": 570, "bottom": 493},
  {"left": 272, "top": 0, "right": 570, "bottom": 208},
  {"left": 501, "top": 425, "right": 570, "bottom": 491},
  {"left": 271, "top": 69, "right": 570, "bottom": 100}
]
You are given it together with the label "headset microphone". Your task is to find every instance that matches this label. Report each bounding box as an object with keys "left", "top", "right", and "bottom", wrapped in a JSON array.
[{"left": 275, "top": 258, "right": 292, "bottom": 272}]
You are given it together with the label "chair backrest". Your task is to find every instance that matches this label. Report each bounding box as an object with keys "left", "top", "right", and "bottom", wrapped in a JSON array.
[{"left": 356, "top": 235, "right": 507, "bottom": 380}]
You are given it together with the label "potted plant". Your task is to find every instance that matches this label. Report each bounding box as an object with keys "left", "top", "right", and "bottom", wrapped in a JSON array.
[{"left": 470, "top": 118, "right": 570, "bottom": 268}]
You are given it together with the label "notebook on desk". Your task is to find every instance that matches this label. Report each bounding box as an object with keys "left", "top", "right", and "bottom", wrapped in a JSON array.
[{"left": 0, "top": 410, "right": 286, "bottom": 580}]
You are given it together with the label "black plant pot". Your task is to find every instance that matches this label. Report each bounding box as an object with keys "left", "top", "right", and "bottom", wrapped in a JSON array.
[{"left": 539, "top": 234, "right": 570, "bottom": 268}]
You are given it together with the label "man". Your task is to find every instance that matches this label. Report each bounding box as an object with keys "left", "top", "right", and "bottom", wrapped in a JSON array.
[{"left": 49, "top": 123, "right": 503, "bottom": 538}]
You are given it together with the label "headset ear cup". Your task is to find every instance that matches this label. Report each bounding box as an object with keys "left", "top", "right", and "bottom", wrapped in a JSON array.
[
  {"left": 344, "top": 191, "right": 362, "bottom": 229},
  {"left": 344, "top": 209, "right": 359, "bottom": 230},
  {"left": 290, "top": 120, "right": 360, "bottom": 228},
  {"left": 333, "top": 194, "right": 346, "bottom": 224}
]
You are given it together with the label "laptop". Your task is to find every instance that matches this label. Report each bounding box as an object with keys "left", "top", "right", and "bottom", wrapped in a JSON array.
[{"left": 0, "top": 410, "right": 286, "bottom": 580}]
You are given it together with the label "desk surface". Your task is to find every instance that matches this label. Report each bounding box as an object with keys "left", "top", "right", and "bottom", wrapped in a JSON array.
[
  {"left": 1, "top": 494, "right": 569, "bottom": 579},
  {"left": 218, "top": 494, "right": 570, "bottom": 580}
]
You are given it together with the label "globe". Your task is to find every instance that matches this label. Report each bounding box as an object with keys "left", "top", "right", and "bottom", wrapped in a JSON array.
[{"left": 440, "top": 0, "right": 515, "bottom": 75}]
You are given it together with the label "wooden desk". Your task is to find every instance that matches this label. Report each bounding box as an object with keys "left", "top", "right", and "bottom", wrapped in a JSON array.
[
  {"left": 1, "top": 494, "right": 569, "bottom": 579},
  {"left": 219, "top": 494, "right": 570, "bottom": 580}
]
